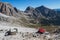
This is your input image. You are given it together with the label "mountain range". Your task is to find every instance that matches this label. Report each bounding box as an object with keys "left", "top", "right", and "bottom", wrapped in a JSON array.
[
  {"left": 0, "top": 2, "right": 60, "bottom": 27},
  {"left": 25, "top": 5, "right": 60, "bottom": 26}
]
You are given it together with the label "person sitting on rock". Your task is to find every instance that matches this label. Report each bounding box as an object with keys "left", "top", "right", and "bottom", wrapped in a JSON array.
[
  {"left": 5, "top": 29, "right": 11, "bottom": 36},
  {"left": 36, "top": 28, "right": 45, "bottom": 34}
]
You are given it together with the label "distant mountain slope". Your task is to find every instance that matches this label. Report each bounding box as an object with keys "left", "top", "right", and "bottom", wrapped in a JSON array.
[
  {"left": 0, "top": 2, "right": 29, "bottom": 26},
  {"left": 25, "top": 5, "right": 60, "bottom": 25},
  {"left": 54, "top": 9, "right": 60, "bottom": 11}
]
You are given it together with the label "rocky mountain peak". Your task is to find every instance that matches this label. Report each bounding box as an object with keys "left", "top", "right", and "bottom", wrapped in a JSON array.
[
  {"left": 26, "top": 6, "right": 34, "bottom": 10},
  {"left": 0, "top": 2, "right": 20, "bottom": 17},
  {"left": 37, "top": 5, "right": 46, "bottom": 8},
  {"left": 25, "top": 6, "right": 35, "bottom": 13},
  {"left": 35, "top": 5, "right": 49, "bottom": 11}
]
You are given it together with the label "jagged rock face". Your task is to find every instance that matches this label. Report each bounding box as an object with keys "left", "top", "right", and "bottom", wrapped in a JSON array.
[
  {"left": 0, "top": 2, "right": 29, "bottom": 26},
  {"left": 25, "top": 6, "right": 57, "bottom": 19},
  {"left": 25, "top": 6, "right": 35, "bottom": 13},
  {"left": 0, "top": 2, "right": 19, "bottom": 17},
  {"left": 25, "top": 6, "right": 60, "bottom": 25},
  {"left": 35, "top": 6, "right": 57, "bottom": 18}
]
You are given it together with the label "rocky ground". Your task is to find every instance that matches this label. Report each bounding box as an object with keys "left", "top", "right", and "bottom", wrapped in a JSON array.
[
  {"left": 0, "top": 32, "right": 60, "bottom": 40},
  {"left": 0, "top": 21, "right": 60, "bottom": 40}
]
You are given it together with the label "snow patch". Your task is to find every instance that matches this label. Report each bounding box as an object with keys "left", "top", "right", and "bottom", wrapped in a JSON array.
[{"left": 0, "top": 13, "right": 9, "bottom": 18}]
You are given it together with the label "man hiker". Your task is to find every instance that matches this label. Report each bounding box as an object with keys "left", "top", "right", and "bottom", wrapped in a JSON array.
[
  {"left": 5, "top": 29, "right": 11, "bottom": 36},
  {"left": 36, "top": 28, "right": 45, "bottom": 34}
]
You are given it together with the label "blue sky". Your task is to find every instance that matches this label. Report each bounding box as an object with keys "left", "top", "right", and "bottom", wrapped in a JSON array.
[{"left": 1, "top": 0, "right": 60, "bottom": 11}]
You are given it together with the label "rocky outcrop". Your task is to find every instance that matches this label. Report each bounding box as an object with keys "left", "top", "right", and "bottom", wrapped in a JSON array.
[
  {"left": 25, "top": 6, "right": 35, "bottom": 13},
  {"left": 0, "top": 2, "right": 20, "bottom": 17}
]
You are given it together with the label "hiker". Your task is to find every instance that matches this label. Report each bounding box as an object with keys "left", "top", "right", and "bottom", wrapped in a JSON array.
[
  {"left": 5, "top": 29, "right": 11, "bottom": 36},
  {"left": 5, "top": 28, "right": 18, "bottom": 36},
  {"left": 36, "top": 28, "right": 45, "bottom": 34},
  {"left": 33, "top": 28, "right": 46, "bottom": 37}
]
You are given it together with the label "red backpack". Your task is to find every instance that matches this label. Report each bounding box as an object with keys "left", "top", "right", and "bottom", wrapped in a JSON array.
[{"left": 39, "top": 28, "right": 45, "bottom": 33}]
